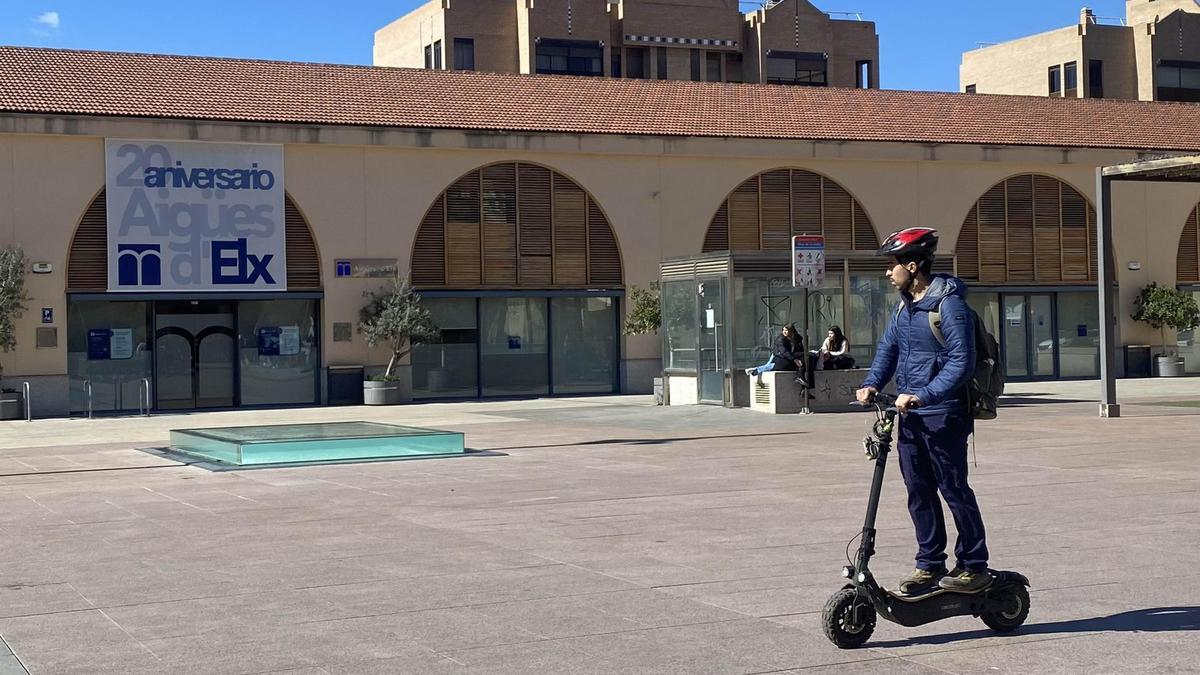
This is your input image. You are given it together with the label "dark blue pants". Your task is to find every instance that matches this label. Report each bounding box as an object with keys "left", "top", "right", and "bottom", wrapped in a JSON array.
[{"left": 897, "top": 412, "right": 989, "bottom": 572}]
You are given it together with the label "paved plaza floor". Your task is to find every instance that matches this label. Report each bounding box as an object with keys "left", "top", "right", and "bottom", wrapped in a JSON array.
[{"left": 0, "top": 379, "right": 1198, "bottom": 674}]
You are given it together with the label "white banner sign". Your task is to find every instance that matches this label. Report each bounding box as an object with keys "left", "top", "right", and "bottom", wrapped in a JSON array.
[{"left": 105, "top": 139, "right": 286, "bottom": 292}]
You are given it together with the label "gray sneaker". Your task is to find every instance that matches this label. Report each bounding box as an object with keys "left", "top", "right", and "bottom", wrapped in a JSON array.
[
  {"left": 898, "top": 567, "right": 947, "bottom": 595},
  {"left": 938, "top": 568, "right": 992, "bottom": 593}
]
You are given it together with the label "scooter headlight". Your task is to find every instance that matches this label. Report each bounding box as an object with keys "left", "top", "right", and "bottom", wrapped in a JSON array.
[
  {"left": 856, "top": 572, "right": 867, "bottom": 583},
  {"left": 841, "top": 566, "right": 854, "bottom": 579}
]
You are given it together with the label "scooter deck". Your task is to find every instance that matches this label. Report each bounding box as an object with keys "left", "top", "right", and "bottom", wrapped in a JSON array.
[{"left": 889, "top": 577, "right": 994, "bottom": 603}]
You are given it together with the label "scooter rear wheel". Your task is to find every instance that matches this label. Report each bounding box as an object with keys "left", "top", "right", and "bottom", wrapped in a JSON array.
[
  {"left": 981, "top": 583, "right": 1029, "bottom": 632},
  {"left": 822, "top": 588, "right": 876, "bottom": 649}
]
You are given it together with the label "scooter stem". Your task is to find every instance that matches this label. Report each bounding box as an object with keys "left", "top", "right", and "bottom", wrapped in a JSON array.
[{"left": 856, "top": 436, "right": 892, "bottom": 570}]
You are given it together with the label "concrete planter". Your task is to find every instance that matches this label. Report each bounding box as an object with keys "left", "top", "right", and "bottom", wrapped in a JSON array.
[
  {"left": 363, "top": 379, "right": 403, "bottom": 405},
  {"left": 1155, "top": 355, "right": 1186, "bottom": 378},
  {"left": 652, "top": 377, "right": 663, "bottom": 405},
  {"left": 0, "top": 391, "right": 22, "bottom": 420}
]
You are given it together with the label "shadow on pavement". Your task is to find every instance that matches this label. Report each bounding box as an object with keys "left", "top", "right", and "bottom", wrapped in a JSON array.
[
  {"left": 490, "top": 430, "right": 808, "bottom": 451},
  {"left": 868, "top": 606, "right": 1200, "bottom": 648},
  {"left": 1000, "top": 397, "right": 1095, "bottom": 406}
]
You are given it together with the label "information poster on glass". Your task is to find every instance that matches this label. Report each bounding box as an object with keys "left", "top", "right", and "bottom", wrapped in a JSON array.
[
  {"left": 110, "top": 328, "right": 134, "bottom": 359},
  {"left": 279, "top": 326, "right": 300, "bottom": 356},
  {"left": 257, "top": 327, "right": 281, "bottom": 356}
]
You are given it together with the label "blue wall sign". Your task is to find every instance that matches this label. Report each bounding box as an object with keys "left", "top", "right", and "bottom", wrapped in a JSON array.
[{"left": 41, "top": 308, "right": 53, "bottom": 324}]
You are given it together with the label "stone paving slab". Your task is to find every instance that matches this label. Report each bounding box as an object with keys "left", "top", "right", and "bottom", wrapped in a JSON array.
[{"left": 0, "top": 381, "right": 1197, "bottom": 672}]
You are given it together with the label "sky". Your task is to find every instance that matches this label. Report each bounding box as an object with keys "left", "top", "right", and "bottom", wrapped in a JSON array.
[{"left": 1, "top": 0, "right": 1131, "bottom": 92}]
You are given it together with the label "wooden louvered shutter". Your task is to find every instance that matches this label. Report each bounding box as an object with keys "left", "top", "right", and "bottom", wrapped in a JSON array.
[
  {"left": 1178, "top": 206, "right": 1200, "bottom": 284},
  {"left": 413, "top": 195, "right": 446, "bottom": 285},
  {"left": 1087, "top": 204, "right": 1099, "bottom": 282},
  {"left": 482, "top": 164, "right": 517, "bottom": 285},
  {"left": 760, "top": 170, "right": 791, "bottom": 251},
  {"left": 852, "top": 201, "right": 877, "bottom": 251},
  {"left": 821, "top": 178, "right": 854, "bottom": 251},
  {"left": 728, "top": 178, "right": 760, "bottom": 250},
  {"left": 285, "top": 196, "right": 321, "bottom": 290},
  {"left": 1061, "top": 186, "right": 1090, "bottom": 281},
  {"left": 791, "top": 170, "right": 822, "bottom": 236},
  {"left": 553, "top": 174, "right": 587, "bottom": 285},
  {"left": 67, "top": 190, "right": 108, "bottom": 292},
  {"left": 1033, "top": 176, "right": 1062, "bottom": 282},
  {"left": 704, "top": 202, "right": 729, "bottom": 252},
  {"left": 957, "top": 205, "right": 980, "bottom": 281},
  {"left": 1005, "top": 176, "right": 1035, "bottom": 282},
  {"left": 517, "top": 164, "right": 552, "bottom": 285},
  {"left": 977, "top": 183, "right": 1007, "bottom": 283},
  {"left": 445, "top": 171, "right": 482, "bottom": 286},
  {"left": 587, "top": 199, "right": 622, "bottom": 285}
]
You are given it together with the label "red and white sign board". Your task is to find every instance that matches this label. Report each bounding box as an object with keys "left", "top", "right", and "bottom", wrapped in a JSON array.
[{"left": 792, "top": 235, "right": 825, "bottom": 289}]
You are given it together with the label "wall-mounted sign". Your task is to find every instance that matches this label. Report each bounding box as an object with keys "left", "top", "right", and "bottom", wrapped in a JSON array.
[
  {"left": 41, "top": 308, "right": 53, "bottom": 324},
  {"left": 334, "top": 259, "right": 398, "bottom": 278},
  {"left": 105, "top": 139, "right": 286, "bottom": 292}
]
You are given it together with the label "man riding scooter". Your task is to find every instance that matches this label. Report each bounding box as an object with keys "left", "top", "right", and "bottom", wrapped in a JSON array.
[{"left": 855, "top": 227, "right": 991, "bottom": 595}]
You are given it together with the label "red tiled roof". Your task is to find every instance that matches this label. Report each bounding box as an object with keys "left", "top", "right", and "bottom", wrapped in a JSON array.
[{"left": 3, "top": 45, "right": 1200, "bottom": 151}]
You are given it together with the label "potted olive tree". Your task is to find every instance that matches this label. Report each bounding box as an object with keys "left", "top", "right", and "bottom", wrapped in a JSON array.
[
  {"left": 358, "top": 277, "right": 439, "bottom": 405},
  {"left": 0, "top": 246, "right": 30, "bottom": 420},
  {"left": 623, "top": 282, "right": 663, "bottom": 403},
  {"left": 1132, "top": 283, "right": 1200, "bottom": 378}
]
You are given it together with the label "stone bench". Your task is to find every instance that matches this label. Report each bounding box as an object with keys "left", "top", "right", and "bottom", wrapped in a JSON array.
[
  {"left": 748, "top": 367, "right": 894, "bottom": 414},
  {"left": 749, "top": 370, "right": 807, "bottom": 414}
]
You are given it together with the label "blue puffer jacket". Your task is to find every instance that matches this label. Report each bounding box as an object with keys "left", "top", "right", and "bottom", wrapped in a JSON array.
[{"left": 862, "top": 274, "right": 975, "bottom": 416}]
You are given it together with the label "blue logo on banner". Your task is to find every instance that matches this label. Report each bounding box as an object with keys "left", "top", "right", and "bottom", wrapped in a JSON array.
[
  {"left": 212, "top": 239, "right": 275, "bottom": 285},
  {"left": 117, "top": 244, "right": 161, "bottom": 286},
  {"left": 335, "top": 261, "right": 352, "bottom": 277}
]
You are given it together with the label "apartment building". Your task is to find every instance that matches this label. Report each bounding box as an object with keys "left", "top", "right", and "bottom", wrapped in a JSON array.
[
  {"left": 373, "top": 0, "right": 878, "bottom": 87},
  {"left": 961, "top": 0, "right": 1200, "bottom": 101}
]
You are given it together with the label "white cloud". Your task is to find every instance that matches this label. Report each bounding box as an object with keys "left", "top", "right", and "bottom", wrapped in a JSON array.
[{"left": 34, "top": 11, "right": 60, "bottom": 31}]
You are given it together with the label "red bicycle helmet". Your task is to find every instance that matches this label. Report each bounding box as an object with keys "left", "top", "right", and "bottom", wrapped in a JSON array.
[{"left": 876, "top": 227, "right": 939, "bottom": 259}]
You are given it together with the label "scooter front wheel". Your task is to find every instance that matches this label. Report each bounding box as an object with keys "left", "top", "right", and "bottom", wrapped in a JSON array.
[
  {"left": 822, "top": 588, "right": 876, "bottom": 648},
  {"left": 981, "top": 583, "right": 1030, "bottom": 632}
]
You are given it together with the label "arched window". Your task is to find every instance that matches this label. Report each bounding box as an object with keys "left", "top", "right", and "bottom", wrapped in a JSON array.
[
  {"left": 955, "top": 174, "right": 1097, "bottom": 284},
  {"left": 66, "top": 189, "right": 322, "bottom": 292},
  {"left": 1178, "top": 205, "right": 1200, "bottom": 284},
  {"left": 701, "top": 169, "right": 878, "bottom": 253},
  {"left": 411, "top": 162, "right": 622, "bottom": 288}
]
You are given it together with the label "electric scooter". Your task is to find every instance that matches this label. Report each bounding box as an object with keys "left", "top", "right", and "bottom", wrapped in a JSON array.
[{"left": 821, "top": 391, "right": 1030, "bottom": 649}]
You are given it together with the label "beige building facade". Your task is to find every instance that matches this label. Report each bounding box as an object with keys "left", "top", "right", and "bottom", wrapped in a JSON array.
[
  {"left": 961, "top": 0, "right": 1200, "bottom": 101},
  {"left": 374, "top": 0, "right": 878, "bottom": 86},
  {"left": 2, "top": 48, "right": 1200, "bottom": 418}
]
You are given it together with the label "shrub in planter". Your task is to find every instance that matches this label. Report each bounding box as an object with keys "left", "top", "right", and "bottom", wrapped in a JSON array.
[
  {"left": 623, "top": 282, "right": 665, "bottom": 403},
  {"left": 0, "top": 247, "right": 29, "bottom": 419},
  {"left": 1132, "top": 283, "right": 1200, "bottom": 377},
  {"left": 358, "top": 278, "right": 439, "bottom": 404}
]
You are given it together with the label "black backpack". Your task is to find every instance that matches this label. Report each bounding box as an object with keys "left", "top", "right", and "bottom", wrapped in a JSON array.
[{"left": 895, "top": 301, "right": 1005, "bottom": 420}]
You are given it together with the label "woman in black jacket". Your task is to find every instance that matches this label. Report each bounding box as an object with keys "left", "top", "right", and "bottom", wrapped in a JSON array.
[{"left": 745, "top": 323, "right": 805, "bottom": 383}]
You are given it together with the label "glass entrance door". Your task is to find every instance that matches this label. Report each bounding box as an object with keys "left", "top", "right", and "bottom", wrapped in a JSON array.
[
  {"left": 699, "top": 278, "right": 726, "bottom": 403},
  {"left": 154, "top": 301, "right": 236, "bottom": 410},
  {"left": 1002, "top": 294, "right": 1054, "bottom": 380}
]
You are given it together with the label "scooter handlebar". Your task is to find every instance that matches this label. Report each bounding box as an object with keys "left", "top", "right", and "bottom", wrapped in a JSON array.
[{"left": 848, "top": 391, "right": 897, "bottom": 407}]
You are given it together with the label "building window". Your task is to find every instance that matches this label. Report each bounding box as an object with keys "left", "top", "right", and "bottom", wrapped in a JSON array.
[
  {"left": 706, "top": 52, "right": 722, "bottom": 82},
  {"left": 1156, "top": 60, "right": 1200, "bottom": 102},
  {"left": 424, "top": 44, "right": 432, "bottom": 69},
  {"left": 627, "top": 47, "right": 647, "bottom": 78},
  {"left": 611, "top": 54, "right": 621, "bottom": 78},
  {"left": 656, "top": 47, "right": 668, "bottom": 80},
  {"left": 433, "top": 40, "right": 442, "bottom": 69},
  {"left": 765, "top": 51, "right": 827, "bottom": 86},
  {"left": 965, "top": 84, "right": 977, "bottom": 94},
  {"left": 856, "top": 60, "right": 873, "bottom": 88},
  {"left": 535, "top": 39, "right": 603, "bottom": 76},
  {"left": 454, "top": 38, "right": 475, "bottom": 70},
  {"left": 725, "top": 53, "right": 743, "bottom": 83},
  {"left": 1064, "top": 61, "right": 1078, "bottom": 97},
  {"left": 1088, "top": 59, "right": 1104, "bottom": 98},
  {"left": 690, "top": 49, "right": 702, "bottom": 81},
  {"left": 1048, "top": 65, "right": 1062, "bottom": 96}
]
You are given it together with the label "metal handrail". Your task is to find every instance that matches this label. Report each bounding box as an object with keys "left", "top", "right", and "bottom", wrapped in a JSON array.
[
  {"left": 140, "top": 378, "right": 151, "bottom": 416},
  {"left": 84, "top": 379, "right": 93, "bottom": 420},
  {"left": 23, "top": 381, "right": 31, "bottom": 422}
]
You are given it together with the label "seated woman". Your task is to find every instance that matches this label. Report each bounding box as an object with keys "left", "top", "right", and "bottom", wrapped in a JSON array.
[
  {"left": 745, "top": 323, "right": 805, "bottom": 384},
  {"left": 817, "top": 325, "right": 855, "bottom": 370}
]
